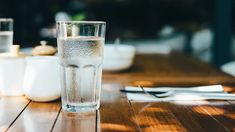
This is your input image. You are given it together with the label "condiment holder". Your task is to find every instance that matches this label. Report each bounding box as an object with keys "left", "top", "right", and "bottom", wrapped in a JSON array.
[
  {"left": 0, "top": 45, "right": 25, "bottom": 96},
  {"left": 23, "top": 56, "right": 61, "bottom": 102}
]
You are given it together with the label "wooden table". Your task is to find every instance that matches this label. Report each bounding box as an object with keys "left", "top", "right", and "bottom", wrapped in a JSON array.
[{"left": 1, "top": 52, "right": 235, "bottom": 132}]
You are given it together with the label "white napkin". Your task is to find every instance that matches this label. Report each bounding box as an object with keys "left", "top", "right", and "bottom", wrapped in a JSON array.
[{"left": 125, "top": 85, "right": 235, "bottom": 101}]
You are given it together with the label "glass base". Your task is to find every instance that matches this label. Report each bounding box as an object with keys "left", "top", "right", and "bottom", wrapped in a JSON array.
[{"left": 62, "top": 104, "right": 99, "bottom": 113}]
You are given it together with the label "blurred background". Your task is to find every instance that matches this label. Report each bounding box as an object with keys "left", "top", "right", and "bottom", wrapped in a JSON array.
[{"left": 0, "top": 0, "right": 234, "bottom": 67}]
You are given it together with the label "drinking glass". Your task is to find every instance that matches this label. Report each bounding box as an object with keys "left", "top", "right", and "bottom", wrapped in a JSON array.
[
  {"left": 56, "top": 21, "right": 106, "bottom": 112},
  {"left": 0, "top": 18, "right": 13, "bottom": 52}
]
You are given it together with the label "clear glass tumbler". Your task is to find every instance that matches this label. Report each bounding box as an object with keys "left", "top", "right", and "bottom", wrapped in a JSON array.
[
  {"left": 56, "top": 21, "right": 106, "bottom": 112},
  {"left": 0, "top": 18, "right": 13, "bottom": 52}
]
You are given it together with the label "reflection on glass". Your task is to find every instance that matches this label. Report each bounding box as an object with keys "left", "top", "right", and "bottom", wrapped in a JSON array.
[{"left": 61, "top": 111, "right": 96, "bottom": 132}]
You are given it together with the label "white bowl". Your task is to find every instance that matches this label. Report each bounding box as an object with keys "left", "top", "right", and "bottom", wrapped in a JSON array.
[
  {"left": 103, "top": 45, "right": 136, "bottom": 71},
  {"left": 221, "top": 61, "right": 235, "bottom": 77}
]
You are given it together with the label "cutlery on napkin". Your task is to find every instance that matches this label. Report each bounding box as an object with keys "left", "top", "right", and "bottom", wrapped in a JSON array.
[
  {"left": 124, "top": 85, "right": 235, "bottom": 101},
  {"left": 122, "top": 85, "right": 224, "bottom": 93}
]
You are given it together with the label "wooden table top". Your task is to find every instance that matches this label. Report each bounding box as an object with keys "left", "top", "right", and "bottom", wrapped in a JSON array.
[{"left": 1, "top": 52, "right": 235, "bottom": 132}]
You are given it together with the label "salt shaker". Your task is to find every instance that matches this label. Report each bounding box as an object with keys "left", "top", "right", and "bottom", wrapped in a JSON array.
[{"left": 0, "top": 45, "right": 26, "bottom": 96}]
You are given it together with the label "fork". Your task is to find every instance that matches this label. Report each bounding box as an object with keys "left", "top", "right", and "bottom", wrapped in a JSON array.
[{"left": 139, "top": 86, "right": 174, "bottom": 98}]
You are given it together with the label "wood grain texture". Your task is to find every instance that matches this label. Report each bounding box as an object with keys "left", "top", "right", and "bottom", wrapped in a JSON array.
[
  {"left": 53, "top": 111, "right": 96, "bottom": 132},
  {"left": 102, "top": 53, "right": 235, "bottom": 132},
  {"left": 164, "top": 101, "right": 229, "bottom": 132},
  {"left": 1, "top": 53, "right": 235, "bottom": 132},
  {"left": 131, "top": 101, "right": 235, "bottom": 132},
  {"left": 98, "top": 84, "right": 139, "bottom": 132},
  {"left": 211, "top": 101, "right": 235, "bottom": 131},
  {"left": 131, "top": 102, "right": 187, "bottom": 132},
  {"left": 7, "top": 101, "right": 61, "bottom": 132},
  {"left": 103, "top": 53, "right": 235, "bottom": 87},
  {"left": 0, "top": 96, "right": 29, "bottom": 132}
]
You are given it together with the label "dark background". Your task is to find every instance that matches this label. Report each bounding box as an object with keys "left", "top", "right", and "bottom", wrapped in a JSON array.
[
  {"left": 0, "top": 0, "right": 234, "bottom": 66},
  {"left": 0, "top": 0, "right": 215, "bottom": 46}
]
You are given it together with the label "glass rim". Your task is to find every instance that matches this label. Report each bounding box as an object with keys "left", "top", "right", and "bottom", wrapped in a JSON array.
[
  {"left": 56, "top": 20, "right": 105, "bottom": 24},
  {"left": 0, "top": 18, "right": 13, "bottom": 22}
]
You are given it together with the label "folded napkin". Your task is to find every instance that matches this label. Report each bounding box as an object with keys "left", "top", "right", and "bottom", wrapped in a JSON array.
[{"left": 125, "top": 85, "right": 235, "bottom": 101}]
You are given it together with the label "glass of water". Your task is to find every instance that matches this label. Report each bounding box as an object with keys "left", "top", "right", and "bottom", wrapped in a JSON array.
[
  {"left": 0, "top": 18, "right": 13, "bottom": 52},
  {"left": 56, "top": 21, "right": 106, "bottom": 112}
]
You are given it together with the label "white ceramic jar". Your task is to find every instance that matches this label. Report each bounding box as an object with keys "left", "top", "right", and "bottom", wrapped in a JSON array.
[
  {"left": 23, "top": 56, "right": 61, "bottom": 102},
  {"left": 0, "top": 45, "right": 25, "bottom": 96}
]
